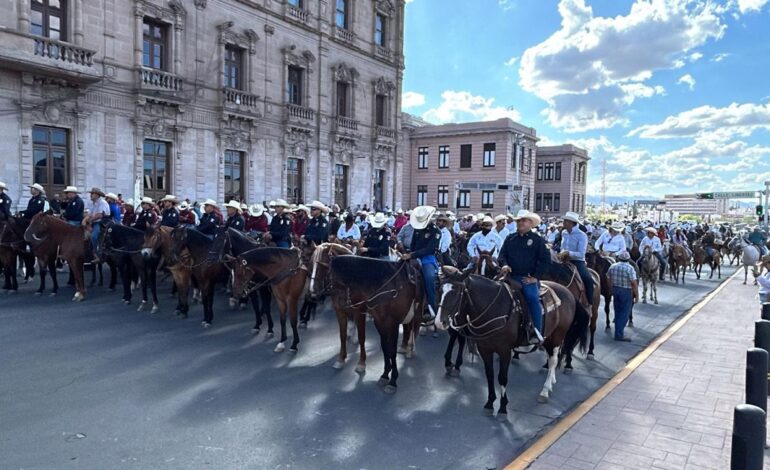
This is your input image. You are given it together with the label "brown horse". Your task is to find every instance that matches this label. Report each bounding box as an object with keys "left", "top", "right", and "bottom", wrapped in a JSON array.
[
  {"left": 23, "top": 213, "right": 87, "bottom": 301},
  {"left": 586, "top": 252, "right": 613, "bottom": 327},
  {"left": 692, "top": 242, "right": 721, "bottom": 280},
  {"left": 229, "top": 247, "right": 306, "bottom": 352},
  {"left": 0, "top": 216, "right": 36, "bottom": 291},
  {"left": 142, "top": 225, "right": 194, "bottom": 316},
  {"left": 324, "top": 254, "right": 423, "bottom": 393},
  {"left": 669, "top": 244, "right": 691, "bottom": 284},
  {"left": 437, "top": 267, "right": 589, "bottom": 414},
  {"left": 472, "top": 250, "right": 500, "bottom": 278}
]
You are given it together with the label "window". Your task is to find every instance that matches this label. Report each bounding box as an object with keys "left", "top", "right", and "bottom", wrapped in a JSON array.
[
  {"left": 375, "top": 94, "right": 386, "bottom": 126},
  {"left": 535, "top": 193, "right": 542, "bottom": 212},
  {"left": 372, "top": 169, "right": 385, "bottom": 210},
  {"left": 375, "top": 13, "right": 386, "bottom": 46},
  {"left": 417, "top": 185, "right": 427, "bottom": 206},
  {"left": 287, "top": 66, "right": 303, "bottom": 106},
  {"left": 224, "top": 150, "right": 244, "bottom": 202},
  {"left": 223, "top": 45, "right": 243, "bottom": 90},
  {"left": 336, "top": 81, "right": 349, "bottom": 117},
  {"left": 287, "top": 0, "right": 303, "bottom": 7},
  {"left": 553, "top": 193, "right": 561, "bottom": 212},
  {"left": 536, "top": 163, "right": 544, "bottom": 181},
  {"left": 417, "top": 147, "right": 428, "bottom": 169},
  {"left": 555, "top": 162, "right": 561, "bottom": 181},
  {"left": 544, "top": 162, "right": 554, "bottom": 180},
  {"left": 460, "top": 144, "right": 472, "bottom": 168},
  {"left": 524, "top": 188, "right": 531, "bottom": 211},
  {"left": 483, "top": 143, "right": 495, "bottom": 167},
  {"left": 527, "top": 148, "right": 533, "bottom": 173},
  {"left": 457, "top": 190, "right": 470, "bottom": 209},
  {"left": 143, "top": 139, "right": 169, "bottom": 201},
  {"left": 286, "top": 157, "right": 303, "bottom": 204},
  {"left": 481, "top": 191, "right": 494, "bottom": 209},
  {"left": 31, "top": 0, "right": 66, "bottom": 41},
  {"left": 142, "top": 19, "right": 167, "bottom": 70},
  {"left": 334, "top": 164, "right": 348, "bottom": 209},
  {"left": 511, "top": 143, "right": 517, "bottom": 169},
  {"left": 32, "top": 125, "right": 68, "bottom": 196},
  {"left": 543, "top": 193, "right": 553, "bottom": 212},
  {"left": 335, "top": 0, "right": 348, "bottom": 29},
  {"left": 438, "top": 145, "right": 449, "bottom": 169},
  {"left": 437, "top": 185, "right": 449, "bottom": 208}
]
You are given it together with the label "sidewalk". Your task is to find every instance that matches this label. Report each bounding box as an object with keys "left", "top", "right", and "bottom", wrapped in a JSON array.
[{"left": 526, "top": 273, "right": 768, "bottom": 470}]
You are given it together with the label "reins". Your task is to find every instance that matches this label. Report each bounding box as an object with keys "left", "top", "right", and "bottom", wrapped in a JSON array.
[{"left": 343, "top": 260, "right": 407, "bottom": 309}]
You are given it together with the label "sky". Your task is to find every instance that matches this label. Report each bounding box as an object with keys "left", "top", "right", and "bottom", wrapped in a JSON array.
[{"left": 400, "top": 0, "right": 770, "bottom": 201}]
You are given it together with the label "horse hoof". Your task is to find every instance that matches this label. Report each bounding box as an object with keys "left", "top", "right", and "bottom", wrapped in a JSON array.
[
  {"left": 332, "top": 360, "right": 345, "bottom": 370},
  {"left": 419, "top": 328, "right": 426, "bottom": 336},
  {"left": 605, "top": 326, "right": 611, "bottom": 331},
  {"left": 405, "top": 350, "right": 414, "bottom": 359},
  {"left": 266, "top": 332, "right": 274, "bottom": 338},
  {"left": 251, "top": 328, "right": 260, "bottom": 335},
  {"left": 654, "top": 300, "right": 658, "bottom": 305},
  {"left": 34, "top": 292, "right": 42, "bottom": 296},
  {"left": 564, "top": 367, "right": 573, "bottom": 375},
  {"left": 449, "top": 368, "right": 461, "bottom": 378},
  {"left": 496, "top": 413, "right": 508, "bottom": 422},
  {"left": 137, "top": 303, "right": 146, "bottom": 312},
  {"left": 397, "top": 346, "right": 408, "bottom": 354},
  {"left": 642, "top": 299, "right": 647, "bottom": 304},
  {"left": 202, "top": 322, "right": 211, "bottom": 329},
  {"left": 123, "top": 300, "right": 130, "bottom": 305},
  {"left": 274, "top": 343, "right": 286, "bottom": 353},
  {"left": 483, "top": 408, "right": 494, "bottom": 416},
  {"left": 628, "top": 321, "right": 634, "bottom": 328},
  {"left": 383, "top": 384, "right": 397, "bottom": 394},
  {"left": 354, "top": 364, "right": 366, "bottom": 374},
  {"left": 537, "top": 395, "right": 549, "bottom": 404},
  {"left": 49, "top": 292, "right": 56, "bottom": 297},
  {"left": 587, "top": 353, "right": 595, "bottom": 361},
  {"left": 299, "top": 322, "right": 307, "bottom": 330},
  {"left": 377, "top": 377, "right": 389, "bottom": 387},
  {"left": 151, "top": 305, "right": 159, "bottom": 314}
]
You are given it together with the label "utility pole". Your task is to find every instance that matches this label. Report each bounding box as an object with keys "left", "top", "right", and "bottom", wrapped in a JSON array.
[
  {"left": 600, "top": 159, "right": 607, "bottom": 214},
  {"left": 764, "top": 181, "right": 769, "bottom": 228}
]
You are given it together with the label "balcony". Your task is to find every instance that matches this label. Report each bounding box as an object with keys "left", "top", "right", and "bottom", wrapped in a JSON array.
[
  {"left": 0, "top": 30, "right": 100, "bottom": 84},
  {"left": 374, "top": 45, "right": 393, "bottom": 62},
  {"left": 284, "top": 103, "right": 316, "bottom": 131},
  {"left": 333, "top": 26, "right": 355, "bottom": 44},
  {"left": 223, "top": 88, "right": 261, "bottom": 119},
  {"left": 334, "top": 116, "right": 358, "bottom": 132},
  {"left": 139, "top": 67, "right": 183, "bottom": 92},
  {"left": 284, "top": 4, "right": 310, "bottom": 25},
  {"left": 375, "top": 126, "right": 395, "bottom": 139}
]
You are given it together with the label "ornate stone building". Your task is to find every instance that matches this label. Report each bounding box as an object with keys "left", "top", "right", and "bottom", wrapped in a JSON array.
[{"left": 0, "top": 0, "right": 405, "bottom": 210}]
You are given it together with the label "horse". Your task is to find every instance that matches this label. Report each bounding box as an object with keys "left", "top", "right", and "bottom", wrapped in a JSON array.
[
  {"left": 209, "top": 226, "right": 274, "bottom": 336},
  {"left": 638, "top": 246, "right": 659, "bottom": 304},
  {"left": 725, "top": 236, "right": 742, "bottom": 266},
  {"left": 472, "top": 249, "right": 500, "bottom": 278},
  {"left": 436, "top": 267, "right": 589, "bottom": 412},
  {"left": 737, "top": 237, "right": 761, "bottom": 285},
  {"left": 0, "top": 216, "right": 36, "bottom": 291},
  {"left": 142, "top": 225, "right": 198, "bottom": 317},
  {"left": 101, "top": 223, "right": 159, "bottom": 311},
  {"left": 168, "top": 226, "right": 228, "bottom": 327},
  {"left": 23, "top": 213, "right": 87, "bottom": 301},
  {"left": 323, "top": 255, "right": 423, "bottom": 393},
  {"left": 586, "top": 252, "right": 613, "bottom": 328},
  {"left": 692, "top": 242, "right": 721, "bottom": 280},
  {"left": 228, "top": 247, "right": 306, "bottom": 352},
  {"left": 668, "top": 245, "right": 691, "bottom": 284}
]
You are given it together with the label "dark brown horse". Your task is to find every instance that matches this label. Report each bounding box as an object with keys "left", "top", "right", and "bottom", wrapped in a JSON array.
[
  {"left": 437, "top": 267, "right": 589, "bottom": 415},
  {"left": 100, "top": 223, "right": 159, "bottom": 311},
  {"left": 669, "top": 244, "right": 691, "bottom": 284},
  {"left": 143, "top": 225, "right": 196, "bottom": 317},
  {"left": 472, "top": 250, "right": 500, "bottom": 278},
  {"left": 23, "top": 213, "right": 87, "bottom": 301},
  {"left": 0, "top": 216, "right": 36, "bottom": 291},
  {"left": 693, "top": 242, "right": 721, "bottom": 280}
]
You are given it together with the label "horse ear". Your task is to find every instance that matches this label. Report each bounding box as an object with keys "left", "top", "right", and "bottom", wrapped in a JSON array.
[
  {"left": 223, "top": 254, "right": 236, "bottom": 263},
  {"left": 460, "top": 265, "right": 474, "bottom": 280}
]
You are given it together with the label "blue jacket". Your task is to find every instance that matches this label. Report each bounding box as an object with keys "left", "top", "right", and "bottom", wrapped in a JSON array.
[
  {"left": 269, "top": 212, "right": 292, "bottom": 244},
  {"left": 20, "top": 194, "right": 46, "bottom": 219},
  {"left": 63, "top": 195, "right": 85, "bottom": 223},
  {"left": 108, "top": 202, "right": 122, "bottom": 223},
  {"left": 410, "top": 223, "right": 441, "bottom": 259},
  {"left": 498, "top": 230, "right": 551, "bottom": 279},
  {"left": 304, "top": 216, "right": 329, "bottom": 244}
]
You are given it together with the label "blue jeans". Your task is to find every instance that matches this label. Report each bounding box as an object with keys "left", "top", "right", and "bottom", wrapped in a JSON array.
[
  {"left": 760, "top": 293, "right": 769, "bottom": 304},
  {"left": 513, "top": 276, "right": 542, "bottom": 332},
  {"left": 276, "top": 241, "right": 290, "bottom": 248},
  {"left": 573, "top": 260, "right": 594, "bottom": 305},
  {"left": 612, "top": 286, "right": 633, "bottom": 339},
  {"left": 91, "top": 222, "right": 102, "bottom": 256},
  {"left": 420, "top": 256, "right": 439, "bottom": 313}
]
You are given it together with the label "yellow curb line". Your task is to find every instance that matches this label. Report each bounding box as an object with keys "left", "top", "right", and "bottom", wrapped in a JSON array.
[{"left": 505, "top": 270, "right": 740, "bottom": 470}]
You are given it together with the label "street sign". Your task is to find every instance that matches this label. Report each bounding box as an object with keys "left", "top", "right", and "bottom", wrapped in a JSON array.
[
  {"left": 695, "top": 193, "right": 714, "bottom": 200},
  {"left": 712, "top": 191, "right": 757, "bottom": 199}
]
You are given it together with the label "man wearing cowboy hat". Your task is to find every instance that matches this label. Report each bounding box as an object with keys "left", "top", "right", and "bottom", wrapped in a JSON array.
[
  {"left": 396, "top": 210, "right": 414, "bottom": 251},
  {"left": 494, "top": 214, "right": 510, "bottom": 240},
  {"left": 133, "top": 197, "right": 158, "bottom": 231},
  {"left": 498, "top": 210, "right": 551, "bottom": 344},
  {"left": 559, "top": 211, "right": 594, "bottom": 306},
  {"left": 594, "top": 221, "right": 627, "bottom": 256},
  {"left": 401, "top": 205, "right": 442, "bottom": 323},
  {"left": 105, "top": 193, "right": 122, "bottom": 224},
  {"left": 84, "top": 187, "right": 110, "bottom": 260},
  {"left": 360, "top": 212, "right": 391, "bottom": 259},
  {"left": 304, "top": 201, "right": 330, "bottom": 245},
  {"left": 197, "top": 199, "right": 222, "bottom": 237},
  {"left": 0, "top": 181, "right": 11, "bottom": 221},
  {"left": 61, "top": 186, "right": 84, "bottom": 226},
  {"left": 178, "top": 201, "right": 198, "bottom": 226},
  {"left": 606, "top": 251, "right": 638, "bottom": 341},
  {"left": 244, "top": 204, "right": 268, "bottom": 235},
  {"left": 122, "top": 199, "right": 137, "bottom": 227},
  {"left": 19, "top": 183, "right": 47, "bottom": 220},
  {"left": 266, "top": 199, "right": 292, "bottom": 248},
  {"left": 639, "top": 227, "right": 667, "bottom": 281},
  {"left": 467, "top": 216, "right": 503, "bottom": 259},
  {"left": 393, "top": 209, "right": 408, "bottom": 233},
  {"left": 159, "top": 195, "right": 180, "bottom": 228},
  {"left": 292, "top": 204, "right": 310, "bottom": 239},
  {"left": 435, "top": 213, "right": 454, "bottom": 266},
  {"left": 224, "top": 200, "right": 246, "bottom": 232}
]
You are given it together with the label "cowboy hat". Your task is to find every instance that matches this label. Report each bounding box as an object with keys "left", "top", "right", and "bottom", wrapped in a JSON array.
[
  {"left": 617, "top": 251, "right": 631, "bottom": 261},
  {"left": 563, "top": 211, "right": 581, "bottom": 224},
  {"left": 410, "top": 205, "right": 436, "bottom": 230},
  {"left": 512, "top": 210, "right": 542, "bottom": 227},
  {"left": 179, "top": 201, "right": 190, "bottom": 210},
  {"left": 87, "top": 187, "right": 105, "bottom": 197},
  {"left": 160, "top": 194, "right": 178, "bottom": 203},
  {"left": 308, "top": 200, "right": 329, "bottom": 213},
  {"left": 63, "top": 185, "right": 79, "bottom": 193},
  {"left": 610, "top": 221, "right": 624, "bottom": 231},
  {"left": 29, "top": 183, "right": 45, "bottom": 193},
  {"left": 475, "top": 213, "right": 485, "bottom": 221},
  {"left": 396, "top": 208, "right": 404, "bottom": 214},
  {"left": 240, "top": 203, "right": 249, "bottom": 211},
  {"left": 294, "top": 204, "right": 311, "bottom": 215},
  {"left": 250, "top": 204, "right": 265, "bottom": 217},
  {"left": 105, "top": 192, "right": 119, "bottom": 201},
  {"left": 494, "top": 214, "right": 507, "bottom": 223},
  {"left": 369, "top": 212, "right": 388, "bottom": 228},
  {"left": 125, "top": 198, "right": 135, "bottom": 207},
  {"left": 224, "top": 200, "right": 242, "bottom": 211},
  {"left": 644, "top": 227, "right": 658, "bottom": 234},
  {"left": 202, "top": 199, "right": 217, "bottom": 207},
  {"left": 0, "top": 181, "right": 6, "bottom": 190},
  {"left": 481, "top": 216, "right": 495, "bottom": 225},
  {"left": 140, "top": 197, "right": 154, "bottom": 205},
  {"left": 437, "top": 213, "right": 451, "bottom": 222},
  {"left": 271, "top": 198, "right": 290, "bottom": 208}
]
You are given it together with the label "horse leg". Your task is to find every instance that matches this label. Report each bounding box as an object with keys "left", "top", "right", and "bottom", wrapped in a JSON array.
[
  {"left": 604, "top": 293, "right": 611, "bottom": 330},
  {"left": 249, "top": 291, "right": 262, "bottom": 334},
  {"left": 274, "top": 296, "right": 288, "bottom": 353},
  {"left": 200, "top": 282, "right": 214, "bottom": 327},
  {"left": 642, "top": 279, "right": 647, "bottom": 304},
  {"left": 444, "top": 329, "right": 457, "bottom": 374},
  {"left": 587, "top": 302, "right": 598, "bottom": 360},
  {"left": 538, "top": 345, "right": 561, "bottom": 403},
  {"left": 260, "top": 287, "right": 274, "bottom": 336},
  {"left": 455, "top": 334, "right": 466, "bottom": 373},
  {"left": 121, "top": 262, "right": 132, "bottom": 304},
  {"left": 355, "top": 313, "right": 367, "bottom": 373},
  {"left": 653, "top": 280, "right": 658, "bottom": 304},
  {"left": 288, "top": 293, "right": 300, "bottom": 353},
  {"left": 71, "top": 258, "right": 85, "bottom": 301},
  {"left": 374, "top": 317, "right": 392, "bottom": 388},
  {"left": 108, "top": 259, "right": 117, "bottom": 291},
  {"left": 48, "top": 256, "right": 59, "bottom": 296},
  {"left": 497, "top": 348, "right": 511, "bottom": 421},
  {"left": 480, "top": 347, "right": 496, "bottom": 415},
  {"left": 333, "top": 311, "right": 348, "bottom": 369},
  {"left": 384, "top": 321, "right": 399, "bottom": 393}
]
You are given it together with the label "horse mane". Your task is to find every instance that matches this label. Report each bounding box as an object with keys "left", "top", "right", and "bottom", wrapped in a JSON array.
[
  {"left": 547, "top": 261, "right": 574, "bottom": 285},
  {"left": 330, "top": 255, "right": 402, "bottom": 291},
  {"left": 184, "top": 226, "right": 212, "bottom": 245},
  {"left": 242, "top": 246, "right": 297, "bottom": 265},
  {"left": 312, "top": 242, "right": 352, "bottom": 265}
]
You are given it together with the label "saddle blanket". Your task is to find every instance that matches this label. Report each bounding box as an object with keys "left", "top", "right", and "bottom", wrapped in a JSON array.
[{"left": 539, "top": 284, "right": 561, "bottom": 314}]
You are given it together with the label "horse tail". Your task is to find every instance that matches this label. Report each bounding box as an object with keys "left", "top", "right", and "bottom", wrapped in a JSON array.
[{"left": 563, "top": 301, "right": 590, "bottom": 356}]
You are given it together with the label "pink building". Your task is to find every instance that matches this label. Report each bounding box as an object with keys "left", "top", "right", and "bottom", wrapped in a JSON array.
[
  {"left": 400, "top": 117, "right": 539, "bottom": 215},
  {"left": 533, "top": 145, "right": 589, "bottom": 217}
]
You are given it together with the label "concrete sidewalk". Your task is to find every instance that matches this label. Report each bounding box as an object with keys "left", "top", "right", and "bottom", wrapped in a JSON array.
[{"left": 527, "top": 273, "right": 769, "bottom": 470}]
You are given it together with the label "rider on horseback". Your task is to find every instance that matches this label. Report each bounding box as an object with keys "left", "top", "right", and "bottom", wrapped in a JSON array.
[
  {"left": 466, "top": 216, "right": 503, "bottom": 265},
  {"left": 559, "top": 211, "right": 594, "bottom": 307},
  {"left": 0, "top": 182, "right": 12, "bottom": 221},
  {"left": 594, "top": 221, "right": 627, "bottom": 257},
  {"left": 748, "top": 227, "right": 769, "bottom": 257},
  {"left": 639, "top": 227, "right": 666, "bottom": 281},
  {"left": 399, "top": 205, "right": 441, "bottom": 324}
]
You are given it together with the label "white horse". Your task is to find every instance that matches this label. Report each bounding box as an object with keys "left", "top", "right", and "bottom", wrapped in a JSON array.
[{"left": 738, "top": 237, "right": 760, "bottom": 285}]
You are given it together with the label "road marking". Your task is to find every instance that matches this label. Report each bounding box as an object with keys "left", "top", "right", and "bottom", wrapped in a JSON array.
[{"left": 505, "top": 270, "right": 739, "bottom": 470}]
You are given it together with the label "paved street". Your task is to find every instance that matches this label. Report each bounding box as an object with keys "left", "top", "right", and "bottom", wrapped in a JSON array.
[{"left": 1, "top": 266, "right": 735, "bottom": 470}]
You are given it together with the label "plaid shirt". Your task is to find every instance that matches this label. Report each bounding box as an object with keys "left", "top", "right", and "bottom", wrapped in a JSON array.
[{"left": 607, "top": 261, "right": 637, "bottom": 289}]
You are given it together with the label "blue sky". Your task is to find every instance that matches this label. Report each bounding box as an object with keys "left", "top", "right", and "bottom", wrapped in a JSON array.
[{"left": 401, "top": 0, "right": 770, "bottom": 200}]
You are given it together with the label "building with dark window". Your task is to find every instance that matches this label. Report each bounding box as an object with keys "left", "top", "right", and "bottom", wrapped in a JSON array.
[
  {"left": 0, "top": 0, "right": 405, "bottom": 211},
  {"left": 533, "top": 144, "right": 589, "bottom": 217}
]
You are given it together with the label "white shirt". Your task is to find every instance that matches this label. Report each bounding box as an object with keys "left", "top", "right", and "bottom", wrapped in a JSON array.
[
  {"left": 594, "top": 231, "right": 627, "bottom": 253},
  {"left": 506, "top": 222, "right": 517, "bottom": 232},
  {"left": 337, "top": 223, "right": 361, "bottom": 240},
  {"left": 495, "top": 226, "right": 510, "bottom": 241},
  {"left": 86, "top": 198, "right": 110, "bottom": 218},
  {"left": 639, "top": 235, "right": 664, "bottom": 254},
  {"left": 467, "top": 230, "right": 503, "bottom": 258},
  {"left": 547, "top": 230, "right": 558, "bottom": 244},
  {"left": 439, "top": 227, "right": 451, "bottom": 253},
  {"left": 758, "top": 271, "right": 770, "bottom": 295},
  {"left": 453, "top": 221, "right": 461, "bottom": 234}
]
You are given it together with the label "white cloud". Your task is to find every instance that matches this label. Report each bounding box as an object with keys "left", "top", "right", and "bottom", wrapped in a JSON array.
[
  {"left": 504, "top": 56, "right": 518, "bottom": 67},
  {"left": 711, "top": 52, "right": 730, "bottom": 62},
  {"left": 401, "top": 91, "right": 426, "bottom": 109},
  {"left": 518, "top": 0, "right": 725, "bottom": 132},
  {"left": 628, "top": 102, "right": 770, "bottom": 139},
  {"left": 689, "top": 52, "right": 703, "bottom": 62},
  {"left": 499, "top": 0, "right": 517, "bottom": 10},
  {"left": 421, "top": 90, "right": 521, "bottom": 124},
  {"left": 677, "top": 74, "right": 696, "bottom": 90},
  {"left": 737, "top": 0, "right": 770, "bottom": 13}
]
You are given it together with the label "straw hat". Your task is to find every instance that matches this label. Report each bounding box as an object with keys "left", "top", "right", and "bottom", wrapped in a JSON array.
[
  {"left": 179, "top": 201, "right": 190, "bottom": 210},
  {"left": 88, "top": 187, "right": 105, "bottom": 197},
  {"left": 201, "top": 199, "right": 217, "bottom": 208},
  {"left": 617, "top": 251, "right": 631, "bottom": 261},
  {"left": 160, "top": 194, "right": 178, "bottom": 203},
  {"left": 368, "top": 212, "right": 388, "bottom": 228},
  {"left": 475, "top": 213, "right": 485, "bottom": 221},
  {"left": 294, "top": 204, "right": 311, "bottom": 215},
  {"left": 409, "top": 205, "right": 436, "bottom": 230},
  {"left": 63, "top": 186, "right": 79, "bottom": 194},
  {"left": 644, "top": 227, "right": 658, "bottom": 235},
  {"left": 563, "top": 211, "right": 581, "bottom": 224},
  {"left": 610, "top": 221, "right": 625, "bottom": 231},
  {"left": 494, "top": 214, "right": 507, "bottom": 223},
  {"left": 481, "top": 216, "right": 495, "bottom": 225},
  {"left": 250, "top": 204, "right": 265, "bottom": 217},
  {"left": 140, "top": 197, "right": 154, "bottom": 205},
  {"left": 271, "top": 198, "right": 290, "bottom": 208},
  {"left": 224, "top": 200, "right": 242, "bottom": 211},
  {"left": 512, "top": 210, "right": 542, "bottom": 227},
  {"left": 105, "top": 192, "right": 119, "bottom": 201},
  {"left": 396, "top": 208, "right": 404, "bottom": 214},
  {"left": 308, "top": 200, "right": 329, "bottom": 213},
  {"left": 240, "top": 203, "right": 249, "bottom": 211},
  {"left": 29, "top": 183, "right": 46, "bottom": 193},
  {"left": 125, "top": 198, "right": 135, "bottom": 207}
]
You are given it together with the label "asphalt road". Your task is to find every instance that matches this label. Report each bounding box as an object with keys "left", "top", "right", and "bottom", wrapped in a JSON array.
[{"left": 0, "top": 264, "right": 736, "bottom": 470}]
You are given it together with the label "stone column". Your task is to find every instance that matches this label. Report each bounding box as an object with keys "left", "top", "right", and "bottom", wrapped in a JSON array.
[
  {"left": 134, "top": 10, "right": 143, "bottom": 68},
  {"left": 17, "top": 0, "right": 30, "bottom": 33},
  {"left": 73, "top": 0, "right": 84, "bottom": 45}
]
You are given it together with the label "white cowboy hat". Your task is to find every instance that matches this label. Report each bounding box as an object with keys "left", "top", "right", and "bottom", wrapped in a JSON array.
[
  {"left": 140, "top": 197, "right": 154, "bottom": 205},
  {"left": 179, "top": 201, "right": 190, "bottom": 210},
  {"left": 250, "top": 204, "right": 265, "bottom": 216},
  {"left": 105, "top": 192, "right": 119, "bottom": 201},
  {"left": 644, "top": 227, "right": 658, "bottom": 234},
  {"left": 125, "top": 198, "right": 135, "bottom": 206},
  {"left": 294, "top": 204, "right": 311, "bottom": 215},
  {"left": 224, "top": 200, "right": 242, "bottom": 211},
  {"left": 29, "top": 183, "right": 45, "bottom": 193},
  {"left": 271, "top": 198, "right": 290, "bottom": 208},
  {"left": 62, "top": 185, "right": 79, "bottom": 193},
  {"left": 481, "top": 216, "right": 495, "bottom": 225},
  {"left": 396, "top": 208, "right": 404, "bottom": 214},
  {"left": 202, "top": 199, "right": 217, "bottom": 207},
  {"left": 240, "top": 203, "right": 249, "bottom": 211},
  {"left": 512, "top": 210, "right": 542, "bottom": 227},
  {"left": 369, "top": 212, "right": 388, "bottom": 228},
  {"left": 563, "top": 211, "right": 581, "bottom": 224},
  {"left": 475, "top": 213, "right": 485, "bottom": 221},
  {"left": 410, "top": 205, "right": 436, "bottom": 230},
  {"left": 160, "top": 194, "right": 178, "bottom": 203},
  {"left": 308, "top": 200, "right": 328, "bottom": 213},
  {"left": 494, "top": 214, "right": 507, "bottom": 223},
  {"left": 268, "top": 200, "right": 276, "bottom": 208},
  {"left": 0, "top": 181, "right": 6, "bottom": 190},
  {"left": 610, "top": 221, "right": 625, "bottom": 231}
]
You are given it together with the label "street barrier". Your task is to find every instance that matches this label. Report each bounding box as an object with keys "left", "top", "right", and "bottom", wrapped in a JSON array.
[
  {"left": 753, "top": 320, "right": 770, "bottom": 394},
  {"left": 746, "top": 348, "right": 768, "bottom": 412},
  {"left": 762, "top": 303, "right": 770, "bottom": 321},
  {"left": 731, "top": 404, "right": 766, "bottom": 470}
]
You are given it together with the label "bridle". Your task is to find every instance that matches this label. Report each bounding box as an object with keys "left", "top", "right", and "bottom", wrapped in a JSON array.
[
  {"left": 438, "top": 276, "right": 513, "bottom": 340},
  {"left": 236, "top": 250, "right": 302, "bottom": 297}
]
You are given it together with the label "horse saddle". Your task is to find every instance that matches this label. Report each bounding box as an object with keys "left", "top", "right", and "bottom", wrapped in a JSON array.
[{"left": 502, "top": 279, "right": 561, "bottom": 347}]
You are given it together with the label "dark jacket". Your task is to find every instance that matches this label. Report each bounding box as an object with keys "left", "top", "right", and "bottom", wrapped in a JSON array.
[
  {"left": 363, "top": 226, "right": 391, "bottom": 258},
  {"left": 62, "top": 195, "right": 85, "bottom": 224},
  {"left": 133, "top": 209, "right": 158, "bottom": 231},
  {"left": 304, "top": 215, "right": 329, "bottom": 244},
  {"left": 197, "top": 212, "right": 220, "bottom": 235},
  {"left": 498, "top": 230, "right": 551, "bottom": 279},
  {"left": 225, "top": 213, "right": 245, "bottom": 232},
  {"left": 0, "top": 192, "right": 13, "bottom": 219},
  {"left": 160, "top": 207, "right": 179, "bottom": 228},
  {"left": 269, "top": 212, "right": 292, "bottom": 244},
  {"left": 20, "top": 193, "right": 46, "bottom": 219},
  {"left": 410, "top": 223, "right": 441, "bottom": 259}
]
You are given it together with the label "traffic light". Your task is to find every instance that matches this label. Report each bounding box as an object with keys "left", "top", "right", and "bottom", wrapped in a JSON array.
[
  {"left": 696, "top": 193, "right": 714, "bottom": 200},
  {"left": 758, "top": 205, "right": 765, "bottom": 216}
]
